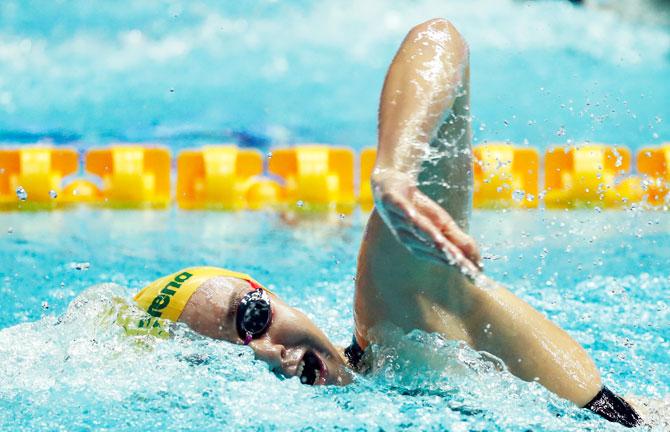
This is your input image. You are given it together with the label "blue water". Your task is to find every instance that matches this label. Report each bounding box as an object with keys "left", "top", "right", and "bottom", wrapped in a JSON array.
[
  {"left": 1, "top": 1, "right": 669, "bottom": 430},
  {"left": 0, "top": 209, "right": 668, "bottom": 430},
  {"left": 0, "top": 0, "right": 668, "bottom": 150}
]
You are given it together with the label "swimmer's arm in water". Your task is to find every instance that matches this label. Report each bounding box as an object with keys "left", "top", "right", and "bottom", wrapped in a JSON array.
[
  {"left": 372, "top": 18, "right": 480, "bottom": 272},
  {"left": 462, "top": 277, "right": 642, "bottom": 426},
  {"left": 462, "top": 275, "right": 604, "bottom": 407}
]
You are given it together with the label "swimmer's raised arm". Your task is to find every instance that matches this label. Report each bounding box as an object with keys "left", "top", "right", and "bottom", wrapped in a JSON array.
[{"left": 372, "top": 18, "right": 481, "bottom": 272}]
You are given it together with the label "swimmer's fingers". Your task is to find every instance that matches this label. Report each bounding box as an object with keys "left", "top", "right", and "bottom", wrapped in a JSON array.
[
  {"left": 374, "top": 175, "right": 481, "bottom": 275},
  {"left": 395, "top": 228, "right": 448, "bottom": 261},
  {"left": 395, "top": 227, "right": 480, "bottom": 277},
  {"left": 412, "top": 192, "right": 482, "bottom": 269},
  {"left": 385, "top": 193, "right": 478, "bottom": 267}
]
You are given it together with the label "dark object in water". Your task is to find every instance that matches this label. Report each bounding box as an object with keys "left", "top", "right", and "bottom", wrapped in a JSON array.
[{"left": 584, "top": 386, "right": 641, "bottom": 428}]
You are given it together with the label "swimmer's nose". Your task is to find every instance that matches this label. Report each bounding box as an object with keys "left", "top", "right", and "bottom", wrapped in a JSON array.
[{"left": 248, "top": 339, "right": 294, "bottom": 375}]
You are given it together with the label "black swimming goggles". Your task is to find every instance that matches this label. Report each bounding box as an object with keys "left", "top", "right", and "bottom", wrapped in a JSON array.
[{"left": 236, "top": 288, "right": 272, "bottom": 345}]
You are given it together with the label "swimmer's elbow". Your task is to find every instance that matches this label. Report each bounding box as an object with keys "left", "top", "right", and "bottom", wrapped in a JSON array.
[
  {"left": 409, "top": 18, "right": 455, "bottom": 35},
  {"left": 406, "top": 18, "right": 468, "bottom": 56}
]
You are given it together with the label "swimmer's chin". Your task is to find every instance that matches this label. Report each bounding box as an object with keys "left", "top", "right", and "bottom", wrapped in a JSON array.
[{"left": 273, "top": 348, "right": 354, "bottom": 387}]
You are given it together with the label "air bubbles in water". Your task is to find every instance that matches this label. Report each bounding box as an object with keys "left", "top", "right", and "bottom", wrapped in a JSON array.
[
  {"left": 70, "top": 262, "right": 91, "bottom": 271},
  {"left": 16, "top": 186, "right": 27, "bottom": 201},
  {"left": 49, "top": 190, "right": 58, "bottom": 199},
  {"left": 512, "top": 190, "right": 525, "bottom": 202},
  {"left": 296, "top": 200, "right": 304, "bottom": 208},
  {"left": 41, "top": 301, "right": 49, "bottom": 310}
]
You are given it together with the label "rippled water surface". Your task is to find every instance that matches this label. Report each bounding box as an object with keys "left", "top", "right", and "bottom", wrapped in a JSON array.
[
  {"left": 0, "top": 209, "right": 668, "bottom": 431},
  {"left": 0, "top": 0, "right": 668, "bottom": 149}
]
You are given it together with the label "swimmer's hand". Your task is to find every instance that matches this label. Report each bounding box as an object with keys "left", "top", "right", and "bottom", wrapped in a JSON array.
[{"left": 372, "top": 169, "right": 482, "bottom": 275}]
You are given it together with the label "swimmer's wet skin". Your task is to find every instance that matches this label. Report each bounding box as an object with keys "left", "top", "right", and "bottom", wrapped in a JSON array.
[{"left": 130, "top": 266, "right": 351, "bottom": 387}]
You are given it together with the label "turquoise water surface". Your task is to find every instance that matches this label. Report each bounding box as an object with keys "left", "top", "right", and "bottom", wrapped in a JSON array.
[
  {"left": 0, "top": 209, "right": 668, "bottom": 430},
  {"left": 0, "top": 0, "right": 668, "bottom": 150},
  {"left": 1, "top": 0, "right": 669, "bottom": 430}
]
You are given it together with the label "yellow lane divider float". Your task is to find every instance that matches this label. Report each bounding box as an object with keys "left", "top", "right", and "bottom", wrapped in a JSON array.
[
  {"left": 637, "top": 143, "right": 670, "bottom": 206},
  {"left": 85, "top": 145, "right": 171, "bottom": 208},
  {"left": 543, "top": 144, "right": 643, "bottom": 209},
  {"left": 0, "top": 142, "right": 668, "bottom": 210},
  {"left": 359, "top": 148, "right": 377, "bottom": 212},
  {"left": 0, "top": 146, "right": 78, "bottom": 208},
  {"left": 177, "top": 145, "right": 279, "bottom": 210},
  {"left": 473, "top": 143, "right": 539, "bottom": 209},
  {"left": 268, "top": 145, "right": 355, "bottom": 212}
]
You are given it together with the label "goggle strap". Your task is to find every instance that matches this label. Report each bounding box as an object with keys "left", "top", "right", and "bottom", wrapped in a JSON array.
[{"left": 243, "top": 332, "right": 253, "bottom": 345}]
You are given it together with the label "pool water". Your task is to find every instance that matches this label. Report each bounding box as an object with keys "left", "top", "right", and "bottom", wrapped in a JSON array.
[
  {"left": 0, "top": 209, "right": 668, "bottom": 431},
  {"left": 0, "top": 0, "right": 668, "bottom": 151},
  {"left": 1, "top": 0, "right": 669, "bottom": 430}
]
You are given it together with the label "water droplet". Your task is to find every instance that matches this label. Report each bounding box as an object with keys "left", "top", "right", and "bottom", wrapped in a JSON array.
[
  {"left": 16, "top": 186, "right": 27, "bottom": 201},
  {"left": 70, "top": 262, "right": 90, "bottom": 271},
  {"left": 41, "top": 301, "right": 49, "bottom": 310},
  {"left": 7, "top": 227, "right": 13, "bottom": 234},
  {"left": 296, "top": 200, "right": 304, "bottom": 208},
  {"left": 512, "top": 190, "right": 525, "bottom": 202},
  {"left": 267, "top": 152, "right": 273, "bottom": 159},
  {"left": 49, "top": 190, "right": 58, "bottom": 199},
  {"left": 556, "top": 126, "right": 566, "bottom": 137}
]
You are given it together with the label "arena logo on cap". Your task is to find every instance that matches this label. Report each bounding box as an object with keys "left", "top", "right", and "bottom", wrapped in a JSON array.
[{"left": 147, "top": 271, "right": 192, "bottom": 317}]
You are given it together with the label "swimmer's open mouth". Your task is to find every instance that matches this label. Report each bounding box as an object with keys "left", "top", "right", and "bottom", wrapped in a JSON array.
[{"left": 297, "top": 350, "right": 326, "bottom": 385}]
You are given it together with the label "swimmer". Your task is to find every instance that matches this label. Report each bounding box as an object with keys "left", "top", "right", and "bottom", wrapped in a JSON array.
[
  {"left": 123, "top": 19, "right": 642, "bottom": 428},
  {"left": 125, "top": 266, "right": 353, "bottom": 386},
  {"left": 349, "top": 18, "right": 641, "bottom": 427}
]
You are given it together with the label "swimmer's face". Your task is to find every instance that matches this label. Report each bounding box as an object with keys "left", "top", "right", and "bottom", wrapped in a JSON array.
[{"left": 192, "top": 278, "right": 352, "bottom": 386}]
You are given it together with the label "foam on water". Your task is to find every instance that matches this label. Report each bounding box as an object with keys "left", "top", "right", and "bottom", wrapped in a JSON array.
[
  {"left": 0, "top": 209, "right": 668, "bottom": 430},
  {"left": 0, "top": 284, "right": 613, "bottom": 431}
]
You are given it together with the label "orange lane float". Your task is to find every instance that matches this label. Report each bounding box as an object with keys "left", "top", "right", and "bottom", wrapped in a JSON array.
[
  {"left": 358, "top": 148, "right": 377, "bottom": 211},
  {"left": 177, "top": 145, "right": 278, "bottom": 210},
  {"left": 636, "top": 143, "right": 670, "bottom": 206},
  {"left": 1, "top": 142, "right": 668, "bottom": 212},
  {"left": 268, "top": 145, "right": 355, "bottom": 212},
  {"left": 543, "top": 144, "right": 642, "bottom": 209},
  {"left": 473, "top": 143, "right": 539, "bottom": 209},
  {"left": 61, "top": 179, "right": 103, "bottom": 203},
  {"left": 85, "top": 145, "right": 171, "bottom": 208},
  {"left": 0, "top": 146, "right": 79, "bottom": 208}
]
